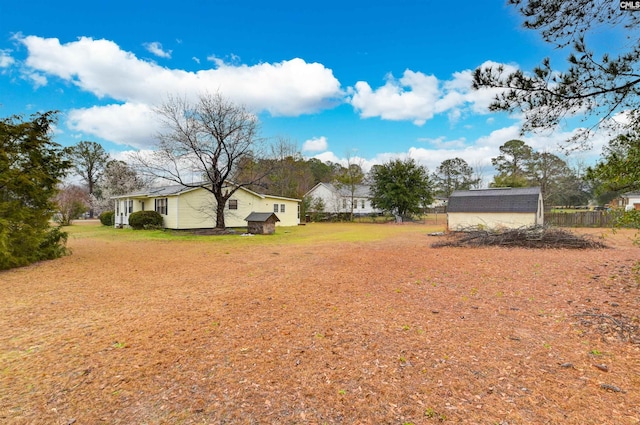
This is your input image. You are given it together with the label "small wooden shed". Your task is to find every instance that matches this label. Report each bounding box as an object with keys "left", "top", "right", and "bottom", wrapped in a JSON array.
[
  {"left": 447, "top": 187, "right": 543, "bottom": 231},
  {"left": 245, "top": 212, "right": 280, "bottom": 235}
]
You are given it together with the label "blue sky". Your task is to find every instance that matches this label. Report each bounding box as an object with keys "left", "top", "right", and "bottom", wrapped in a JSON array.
[{"left": 0, "top": 1, "right": 617, "bottom": 180}]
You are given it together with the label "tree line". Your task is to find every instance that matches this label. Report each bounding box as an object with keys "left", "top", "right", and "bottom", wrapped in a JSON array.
[
  {"left": 3, "top": 109, "right": 638, "bottom": 269},
  {"left": 59, "top": 135, "right": 604, "bottom": 224},
  {"left": 3, "top": 109, "right": 638, "bottom": 270}
]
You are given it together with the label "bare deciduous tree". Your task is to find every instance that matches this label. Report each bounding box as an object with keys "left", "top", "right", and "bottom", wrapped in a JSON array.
[
  {"left": 470, "top": 160, "right": 487, "bottom": 189},
  {"left": 267, "top": 138, "right": 314, "bottom": 198},
  {"left": 55, "top": 184, "right": 90, "bottom": 225},
  {"left": 132, "top": 92, "right": 267, "bottom": 229},
  {"left": 93, "top": 160, "right": 146, "bottom": 213}
]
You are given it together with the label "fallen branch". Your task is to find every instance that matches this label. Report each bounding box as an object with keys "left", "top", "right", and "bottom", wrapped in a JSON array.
[
  {"left": 432, "top": 226, "right": 607, "bottom": 249},
  {"left": 600, "top": 383, "right": 625, "bottom": 393}
]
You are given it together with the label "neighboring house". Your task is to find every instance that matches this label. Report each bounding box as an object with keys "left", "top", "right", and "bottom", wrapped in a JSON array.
[
  {"left": 304, "top": 182, "right": 382, "bottom": 216},
  {"left": 612, "top": 191, "right": 640, "bottom": 211},
  {"left": 112, "top": 183, "right": 301, "bottom": 229},
  {"left": 447, "top": 187, "right": 544, "bottom": 230},
  {"left": 427, "top": 196, "right": 448, "bottom": 212}
]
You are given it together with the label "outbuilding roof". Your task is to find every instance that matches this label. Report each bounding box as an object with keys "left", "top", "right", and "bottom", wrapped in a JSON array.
[
  {"left": 447, "top": 187, "right": 541, "bottom": 213},
  {"left": 245, "top": 212, "right": 280, "bottom": 223}
]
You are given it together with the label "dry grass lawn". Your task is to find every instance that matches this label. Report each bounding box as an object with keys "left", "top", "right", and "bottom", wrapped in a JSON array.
[{"left": 1, "top": 220, "right": 639, "bottom": 424}]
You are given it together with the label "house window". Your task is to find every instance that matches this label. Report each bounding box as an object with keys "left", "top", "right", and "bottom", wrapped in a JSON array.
[
  {"left": 361, "top": 200, "right": 365, "bottom": 209},
  {"left": 280, "top": 204, "right": 285, "bottom": 213},
  {"left": 155, "top": 198, "right": 168, "bottom": 215},
  {"left": 274, "top": 204, "right": 279, "bottom": 213},
  {"left": 116, "top": 202, "right": 120, "bottom": 215},
  {"left": 141, "top": 201, "right": 145, "bottom": 211},
  {"left": 127, "top": 200, "right": 133, "bottom": 214},
  {"left": 342, "top": 199, "right": 347, "bottom": 209},
  {"left": 229, "top": 199, "right": 238, "bottom": 210},
  {"left": 353, "top": 200, "right": 357, "bottom": 209}
]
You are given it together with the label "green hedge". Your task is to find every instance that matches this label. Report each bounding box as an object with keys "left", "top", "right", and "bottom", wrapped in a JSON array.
[
  {"left": 128, "top": 210, "right": 163, "bottom": 230},
  {"left": 99, "top": 211, "right": 115, "bottom": 226}
]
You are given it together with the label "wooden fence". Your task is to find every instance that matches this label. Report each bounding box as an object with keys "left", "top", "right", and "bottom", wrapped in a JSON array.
[{"left": 544, "top": 211, "right": 616, "bottom": 228}]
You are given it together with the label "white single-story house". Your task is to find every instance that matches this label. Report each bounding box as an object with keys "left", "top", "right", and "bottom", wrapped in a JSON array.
[
  {"left": 447, "top": 187, "right": 544, "bottom": 230},
  {"left": 304, "top": 182, "right": 382, "bottom": 216},
  {"left": 112, "top": 182, "right": 301, "bottom": 229},
  {"left": 428, "top": 196, "right": 448, "bottom": 212},
  {"left": 615, "top": 191, "right": 640, "bottom": 211}
]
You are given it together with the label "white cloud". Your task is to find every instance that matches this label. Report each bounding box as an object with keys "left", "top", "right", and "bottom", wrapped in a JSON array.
[
  {"left": 20, "top": 36, "right": 167, "bottom": 101},
  {"left": 17, "top": 35, "right": 344, "bottom": 114},
  {"left": 611, "top": 110, "right": 633, "bottom": 126},
  {"left": 417, "top": 136, "right": 468, "bottom": 149},
  {"left": 111, "top": 148, "right": 143, "bottom": 163},
  {"left": 0, "top": 49, "right": 15, "bottom": 68},
  {"left": 67, "top": 103, "right": 158, "bottom": 149},
  {"left": 307, "top": 151, "right": 379, "bottom": 172},
  {"left": 143, "top": 41, "right": 172, "bottom": 59},
  {"left": 310, "top": 151, "right": 341, "bottom": 164},
  {"left": 202, "top": 58, "right": 344, "bottom": 115},
  {"left": 447, "top": 108, "right": 462, "bottom": 125},
  {"left": 406, "top": 146, "right": 494, "bottom": 172},
  {"left": 25, "top": 71, "right": 47, "bottom": 88},
  {"left": 464, "top": 61, "right": 520, "bottom": 113},
  {"left": 320, "top": 131, "right": 502, "bottom": 176},
  {"left": 302, "top": 136, "right": 328, "bottom": 152},
  {"left": 349, "top": 61, "right": 519, "bottom": 126},
  {"left": 314, "top": 145, "right": 484, "bottom": 181},
  {"left": 17, "top": 35, "right": 344, "bottom": 147},
  {"left": 472, "top": 125, "right": 522, "bottom": 150},
  {"left": 350, "top": 70, "right": 440, "bottom": 125}
]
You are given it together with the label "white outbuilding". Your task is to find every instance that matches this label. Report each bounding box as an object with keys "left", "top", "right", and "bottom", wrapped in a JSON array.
[{"left": 447, "top": 187, "right": 544, "bottom": 231}]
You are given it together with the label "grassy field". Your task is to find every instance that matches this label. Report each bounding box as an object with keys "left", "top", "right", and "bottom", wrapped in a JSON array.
[
  {"left": 66, "top": 218, "right": 446, "bottom": 244},
  {"left": 1, "top": 221, "right": 639, "bottom": 424}
]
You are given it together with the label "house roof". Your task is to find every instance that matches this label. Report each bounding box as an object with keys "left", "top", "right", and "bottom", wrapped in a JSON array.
[
  {"left": 111, "top": 184, "right": 201, "bottom": 199},
  {"left": 622, "top": 191, "right": 640, "bottom": 198},
  {"left": 447, "top": 187, "right": 541, "bottom": 213},
  {"left": 245, "top": 212, "right": 280, "bottom": 223},
  {"left": 306, "top": 182, "right": 372, "bottom": 198},
  {"left": 112, "top": 182, "right": 301, "bottom": 202}
]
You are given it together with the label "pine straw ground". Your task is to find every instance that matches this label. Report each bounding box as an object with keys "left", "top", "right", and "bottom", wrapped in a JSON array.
[{"left": 1, "top": 221, "right": 639, "bottom": 425}]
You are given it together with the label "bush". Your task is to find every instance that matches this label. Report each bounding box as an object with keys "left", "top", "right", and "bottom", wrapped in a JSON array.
[
  {"left": 614, "top": 209, "right": 640, "bottom": 246},
  {"left": 1, "top": 111, "right": 69, "bottom": 270},
  {"left": 38, "top": 226, "right": 69, "bottom": 261},
  {"left": 615, "top": 209, "right": 640, "bottom": 229},
  {"left": 128, "top": 211, "right": 163, "bottom": 230},
  {"left": 99, "top": 211, "right": 115, "bottom": 226}
]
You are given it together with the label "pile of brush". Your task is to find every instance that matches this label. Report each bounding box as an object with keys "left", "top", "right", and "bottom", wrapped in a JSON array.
[{"left": 432, "top": 226, "right": 607, "bottom": 249}]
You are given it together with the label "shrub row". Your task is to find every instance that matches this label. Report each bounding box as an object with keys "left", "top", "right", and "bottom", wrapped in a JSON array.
[
  {"left": 128, "top": 211, "right": 163, "bottom": 230},
  {"left": 99, "top": 211, "right": 114, "bottom": 226}
]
